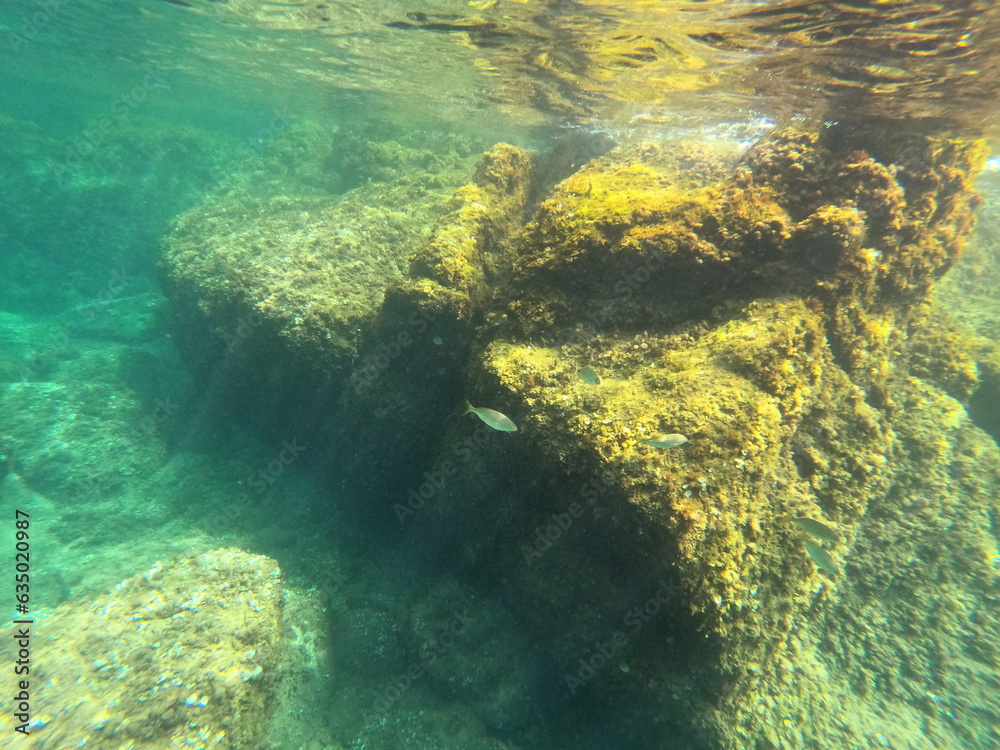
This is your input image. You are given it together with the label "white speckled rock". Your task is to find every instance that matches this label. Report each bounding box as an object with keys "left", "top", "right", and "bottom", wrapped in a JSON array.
[{"left": 0, "top": 549, "right": 283, "bottom": 748}]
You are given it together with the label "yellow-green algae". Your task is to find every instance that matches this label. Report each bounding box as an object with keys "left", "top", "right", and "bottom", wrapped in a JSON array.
[
  {"left": 461, "top": 127, "right": 999, "bottom": 747},
  {"left": 161, "top": 124, "right": 488, "bottom": 377},
  {"left": 390, "top": 142, "right": 536, "bottom": 324},
  {"left": 478, "top": 295, "right": 887, "bottom": 630}
]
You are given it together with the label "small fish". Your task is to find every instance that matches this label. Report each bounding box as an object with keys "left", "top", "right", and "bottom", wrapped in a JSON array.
[
  {"left": 577, "top": 366, "right": 601, "bottom": 385},
  {"left": 642, "top": 433, "right": 688, "bottom": 449},
  {"left": 463, "top": 401, "right": 517, "bottom": 432},
  {"left": 863, "top": 63, "right": 910, "bottom": 82},
  {"left": 791, "top": 517, "right": 839, "bottom": 544},
  {"left": 805, "top": 540, "right": 838, "bottom": 575}
]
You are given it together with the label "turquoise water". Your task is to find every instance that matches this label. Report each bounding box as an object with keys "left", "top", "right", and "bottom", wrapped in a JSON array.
[{"left": 2, "top": 2, "right": 1000, "bottom": 749}]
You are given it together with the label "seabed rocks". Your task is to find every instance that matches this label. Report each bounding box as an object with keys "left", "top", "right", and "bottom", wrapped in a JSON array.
[
  {"left": 0, "top": 549, "right": 283, "bottom": 749},
  {"left": 161, "top": 124, "right": 1000, "bottom": 747}
]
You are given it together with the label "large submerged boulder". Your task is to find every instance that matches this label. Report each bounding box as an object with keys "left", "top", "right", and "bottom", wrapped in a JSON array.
[
  {"left": 0, "top": 549, "right": 283, "bottom": 748},
  {"left": 159, "top": 122, "right": 1000, "bottom": 748}
]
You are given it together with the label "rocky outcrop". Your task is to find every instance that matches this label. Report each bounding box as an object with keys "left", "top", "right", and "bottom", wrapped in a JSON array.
[
  {"left": 158, "top": 123, "right": 1000, "bottom": 748},
  {"left": 0, "top": 549, "right": 283, "bottom": 748}
]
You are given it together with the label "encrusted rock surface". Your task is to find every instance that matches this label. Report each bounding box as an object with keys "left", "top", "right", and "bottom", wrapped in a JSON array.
[
  {"left": 159, "top": 124, "right": 1000, "bottom": 748},
  {"left": 161, "top": 125, "right": 488, "bottom": 385},
  {"left": 458, "top": 127, "right": 999, "bottom": 747},
  {"left": 0, "top": 549, "right": 283, "bottom": 749}
]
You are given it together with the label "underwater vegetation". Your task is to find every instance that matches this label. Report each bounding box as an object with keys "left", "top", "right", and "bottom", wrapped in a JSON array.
[{"left": 154, "top": 119, "right": 1000, "bottom": 748}]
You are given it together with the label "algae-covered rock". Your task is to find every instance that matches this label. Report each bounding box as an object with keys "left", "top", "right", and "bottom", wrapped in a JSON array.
[
  {"left": 0, "top": 549, "right": 283, "bottom": 748},
  {"left": 158, "top": 128, "right": 535, "bottom": 449},
  {"left": 472, "top": 297, "right": 891, "bottom": 655},
  {"left": 500, "top": 129, "right": 985, "bottom": 400},
  {"left": 394, "top": 142, "right": 537, "bottom": 324},
  {"left": 161, "top": 125, "right": 483, "bottom": 377},
  {"left": 0, "top": 340, "right": 172, "bottom": 502},
  {"left": 459, "top": 126, "right": 997, "bottom": 746},
  {"left": 159, "top": 123, "right": 1000, "bottom": 748}
]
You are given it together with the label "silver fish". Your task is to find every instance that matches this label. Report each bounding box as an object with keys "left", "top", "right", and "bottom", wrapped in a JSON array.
[
  {"left": 577, "top": 366, "right": 601, "bottom": 385},
  {"left": 791, "top": 517, "right": 839, "bottom": 544},
  {"left": 805, "top": 540, "right": 839, "bottom": 575},
  {"left": 464, "top": 401, "right": 517, "bottom": 432},
  {"left": 642, "top": 433, "right": 688, "bottom": 449}
]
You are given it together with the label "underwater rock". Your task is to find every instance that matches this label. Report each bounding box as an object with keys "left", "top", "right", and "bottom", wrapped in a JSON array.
[
  {"left": 391, "top": 142, "right": 536, "bottom": 325},
  {"left": 158, "top": 131, "right": 533, "bottom": 458},
  {"left": 405, "top": 575, "right": 539, "bottom": 733},
  {"left": 159, "top": 124, "right": 1000, "bottom": 748},
  {"left": 325, "top": 142, "right": 537, "bottom": 525},
  {"left": 0, "top": 345, "right": 171, "bottom": 503},
  {"left": 454, "top": 127, "right": 998, "bottom": 746},
  {"left": 499, "top": 129, "right": 985, "bottom": 400},
  {"left": 159, "top": 126, "right": 487, "bottom": 417},
  {"left": 332, "top": 606, "right": 407, "bottom": 677},
  {"left": 0, "top": 549, "right": 283, "bottom": 748}
]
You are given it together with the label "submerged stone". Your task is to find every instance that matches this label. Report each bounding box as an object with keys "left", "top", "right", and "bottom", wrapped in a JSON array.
[
  {"left": 0, "top": 550, "right": 283, "bottom": 748},
  {"left": 159, "top": 124, "right": 999, "bottom": 749}
]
